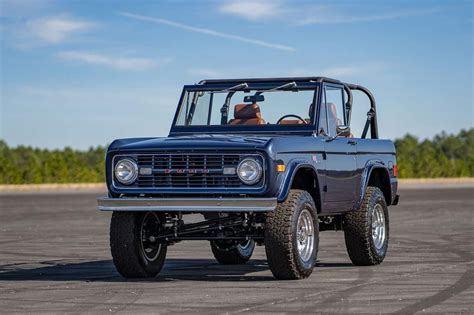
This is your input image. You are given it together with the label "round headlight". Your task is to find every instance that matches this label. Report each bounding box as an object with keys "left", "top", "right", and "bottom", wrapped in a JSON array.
[
  {"left": 237, "top": 158, "right": 262, "bottom": 185},
  {"left": 114, "top": 158, "right": 138, "bottom": 185}
]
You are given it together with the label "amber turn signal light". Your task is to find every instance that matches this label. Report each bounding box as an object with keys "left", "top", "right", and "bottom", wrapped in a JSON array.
[{"left": 277, "top": 164, "right": 286, "bottom": 172}]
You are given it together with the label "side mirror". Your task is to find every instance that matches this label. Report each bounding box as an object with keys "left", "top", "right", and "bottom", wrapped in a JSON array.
[{"left": 336, "top": 125, "right": 351, "bottom": 137}]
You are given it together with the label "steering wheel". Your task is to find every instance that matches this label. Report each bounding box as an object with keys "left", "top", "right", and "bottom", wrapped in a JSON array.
[{"left": 276, "top": 114, "right": 308, "bottom": 125}]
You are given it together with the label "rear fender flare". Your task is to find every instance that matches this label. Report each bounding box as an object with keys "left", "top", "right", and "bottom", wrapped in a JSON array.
[{"left": 356, "top": 160, "right": 392, "bottom": 209}]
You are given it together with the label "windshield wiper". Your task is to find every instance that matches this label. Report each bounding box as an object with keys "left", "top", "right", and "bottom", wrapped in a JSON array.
[
  {"left": 256, "top": 81, "right": 297, "bottom": 93},
  {"left": 217, "top": 83, "right": 248, "bottom": 93}
]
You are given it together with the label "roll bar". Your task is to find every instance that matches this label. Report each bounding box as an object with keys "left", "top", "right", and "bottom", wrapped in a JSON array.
[{"left": 344, "top": 84, "right": 379, "bottom": 139}]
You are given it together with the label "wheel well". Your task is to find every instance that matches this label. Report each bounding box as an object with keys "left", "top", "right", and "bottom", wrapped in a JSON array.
[
  {"left": 290, "top": 168, "right": 321, "bottom": 213},
  {"left": 368, "top": 168, "right": 391, "bottom": 205}
]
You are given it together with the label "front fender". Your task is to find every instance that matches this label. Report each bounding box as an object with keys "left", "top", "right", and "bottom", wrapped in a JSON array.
[
  {"left": 356, "top": 160, "right": 391, "bottom": 209},
  {"left": 277, "top": 159, "right": 319, "bottom": 203}
]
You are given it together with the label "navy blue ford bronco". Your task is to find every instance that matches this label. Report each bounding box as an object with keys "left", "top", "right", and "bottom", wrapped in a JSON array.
[{"left": 98, "top": 76, "right": 399, "bottom": 280}]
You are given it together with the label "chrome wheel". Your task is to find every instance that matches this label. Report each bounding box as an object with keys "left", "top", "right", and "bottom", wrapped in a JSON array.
[
  {"left": 140, "top": 212, "right": 162, "bottom": 262},
  {"left": 371, "top": 204, "right": 386, "bottom": 254},
  {"left": 239, "top": 240, "right": 253, "bottom": 250},
  {"left": 296, "top": 209, "right": 315, "bottom": 263}
]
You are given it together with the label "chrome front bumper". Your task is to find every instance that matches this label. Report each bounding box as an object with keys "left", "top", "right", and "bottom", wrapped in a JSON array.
[{"left": 97, "top": 197, "right": 277, "bottom": 212}]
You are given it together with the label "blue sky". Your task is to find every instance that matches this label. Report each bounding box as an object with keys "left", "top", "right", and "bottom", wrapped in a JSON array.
[{"left": 1, "top": 0, "right": 472, "bottom": 149}]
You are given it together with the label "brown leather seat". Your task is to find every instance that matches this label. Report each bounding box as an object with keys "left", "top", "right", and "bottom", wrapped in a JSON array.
[{"left": 229, "top": 104, "right": 266, "bottom": 125}]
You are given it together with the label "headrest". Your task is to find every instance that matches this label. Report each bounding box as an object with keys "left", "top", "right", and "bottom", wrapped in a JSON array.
[
  {"left": 234, "top": 104, "right": 262, "bottom": 119},
  {"left": 328, "top": 103, "right": 338, "bottom": 118}
]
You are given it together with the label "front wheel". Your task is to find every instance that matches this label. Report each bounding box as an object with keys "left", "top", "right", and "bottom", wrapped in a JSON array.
[
  {"left": 265, "top": 190, "right": 319, "bottom": 280},
  {"left": 210, "top": 240, "right": 255, "bottom": 264},
  {"left": 110, "top": 211, "right": 167, "bottom": 278},
  {"left": 343, "top": 186, "right": 389, "bottom": 265}
]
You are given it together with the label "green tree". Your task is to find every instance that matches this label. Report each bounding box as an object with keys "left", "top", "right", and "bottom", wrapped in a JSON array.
[{"left": 394, "top": 128, "right": 474, "bottom": 178}]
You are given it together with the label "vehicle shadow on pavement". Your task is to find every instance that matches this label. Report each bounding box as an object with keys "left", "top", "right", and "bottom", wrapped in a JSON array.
[
  {"left": 315, "top": 262, "right": 353, "bottom": 268},
  {"left": 0, "top": 259, "right": 271, "bottom": 282},
  {"left": 0, "top": 259, "right": 354, "bottom": 282}
]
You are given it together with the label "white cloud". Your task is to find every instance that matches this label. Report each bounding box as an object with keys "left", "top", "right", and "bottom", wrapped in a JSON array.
[
  {"left": 217, "top": 2, "right": 440, "bottom": 25},
  {"left": 26, "top": 16, "right": 94, "bottom": 43},
  {"left": 219, "top": 0, "right": 283, "bottom": 20},
  {"left": 119, "top": 12, "right": 295, "bottom": 52},
  {"left": 298, "top": 7, "right": 441, "bottom": 25},
  {"left": 57, "top": 51, "right": 169, "bottom": 71}
]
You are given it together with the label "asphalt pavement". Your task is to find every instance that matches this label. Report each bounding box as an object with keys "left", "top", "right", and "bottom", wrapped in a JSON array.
[{"left": 0, "top": 188, "right": 473, "bottom": 313}]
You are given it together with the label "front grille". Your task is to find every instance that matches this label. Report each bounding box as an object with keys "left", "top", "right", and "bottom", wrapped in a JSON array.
[{"left": 121, "top": 153, "right": 263, "bottom": 189}]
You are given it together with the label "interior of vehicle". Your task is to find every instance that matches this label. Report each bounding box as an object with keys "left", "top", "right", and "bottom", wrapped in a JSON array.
[
  {"left": 175, "top": 84, "right": 351, "bottom": 138},
  {"left": 228, "top": 102, "right": 312, "bottom": 125},
  {"left": 175, "top": 88, "right": 316, "bottom": 127},
  {"left": 226, "top": 101, "right": 345, "bottom": 127}
]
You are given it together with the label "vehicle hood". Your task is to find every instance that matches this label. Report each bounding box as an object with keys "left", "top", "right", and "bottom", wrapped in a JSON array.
[{"left": 108, "top": 134, "right": 272, "bottom": 152}]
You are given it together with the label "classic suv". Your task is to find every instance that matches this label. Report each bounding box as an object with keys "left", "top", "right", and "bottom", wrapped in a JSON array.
[{"left": 98, "top": 77, "right": 399, "bottom": 280}]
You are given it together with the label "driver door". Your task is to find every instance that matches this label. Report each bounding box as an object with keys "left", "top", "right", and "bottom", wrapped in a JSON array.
[{"left": 319, "top": 85, "right": 358, "bottom": 213}]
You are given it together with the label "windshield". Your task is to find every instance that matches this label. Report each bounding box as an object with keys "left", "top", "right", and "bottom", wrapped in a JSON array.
[{"left": 174, "top": 85, "right": 317, "bottom": 128}]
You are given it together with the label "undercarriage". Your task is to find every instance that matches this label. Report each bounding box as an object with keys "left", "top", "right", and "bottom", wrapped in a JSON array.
[
  {"left": 156, "top": 212, "right": 266, "bottom": 244},
  {"left": 151, "top": 212, "right": 343, "bottom": 244}
]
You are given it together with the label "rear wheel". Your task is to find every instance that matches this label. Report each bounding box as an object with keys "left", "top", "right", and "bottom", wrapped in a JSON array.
[
  {"left": 110, "top": 211, "right": 167, "bottom": 278},
  {"left": 265, "top": 190, "right": 319, "bottom": 280},
  {"left": 210, "top": 240, "right": 255, "bottom": 264},
  {"left": 343, "top": 186, "right": 389, "bottom": 265}
]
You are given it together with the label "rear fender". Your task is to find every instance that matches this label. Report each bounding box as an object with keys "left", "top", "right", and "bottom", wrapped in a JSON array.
[{"left": 357, "top": 160, "right": 392, "bottom": 208}]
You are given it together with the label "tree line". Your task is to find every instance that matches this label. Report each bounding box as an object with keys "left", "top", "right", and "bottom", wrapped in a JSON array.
[
  {"left": 0, "top": 142, "right": 105, "bottom": 184},
  {"left": 394, "top": 128, "right": 473, "bottom": 178},
  {"left": 0, "top": 128, "right": 472, "bottom": 184}
]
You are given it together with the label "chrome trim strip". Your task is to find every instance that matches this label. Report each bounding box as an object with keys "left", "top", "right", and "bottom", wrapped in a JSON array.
[{"left": 97, "top": 197, "right": 277, "bottom": 212}]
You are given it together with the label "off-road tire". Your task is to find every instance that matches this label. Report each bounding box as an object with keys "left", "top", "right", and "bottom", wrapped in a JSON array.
[
  {"left": 110, "top": 212, "right": 167, "bottom": 278},
  {"left": 265, "top": 189, "right": 319, "bottom": 280},
  {"left": 210, "top": 240, "right": 255, "bottom": 264},
  {"left": 343, "top": 186, "right": 389, "bottom": 266}
]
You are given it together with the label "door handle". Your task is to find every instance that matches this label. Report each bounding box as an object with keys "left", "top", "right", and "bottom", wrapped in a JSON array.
[{"left": 347, "top": 140, "right": 357, "bottom": 146}]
